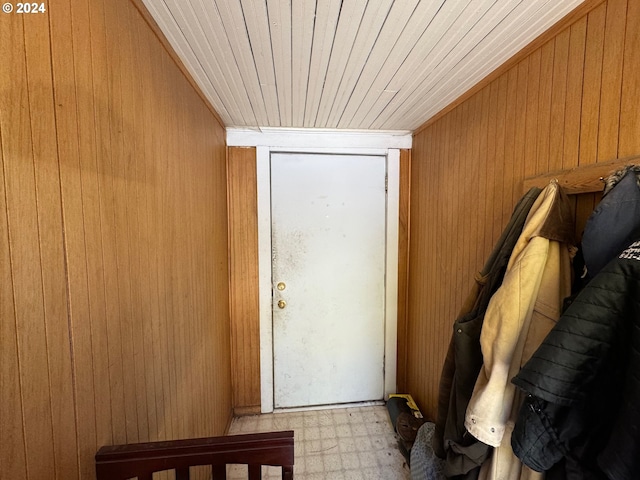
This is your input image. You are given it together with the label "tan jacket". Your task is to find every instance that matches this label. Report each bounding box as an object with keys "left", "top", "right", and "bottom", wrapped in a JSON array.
[{"left": 464, "top": 182, "right": 575, "bottom": 480}]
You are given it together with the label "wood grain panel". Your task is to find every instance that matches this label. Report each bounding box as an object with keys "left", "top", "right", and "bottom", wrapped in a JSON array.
[
  {"left": 1, "top": 11, "right": 57, "bottom": 479},
  {"left": 476, "top": 86, "right": 491, "bottom": 265},
  {"left": 0, "top": 156, "right": 28, "bottom": 480},
  {"left": 0, "top": 0, "right": 232, "bottom": 479},
  {"left": 407, "top": 0, "right": 640, "bottom": 418},
  {"left": 619, "top": 0, "right": 640, "bottom": 156},
  {"left": 564, "top": 18, "right": 587, "bottom": 168},
  {"left": 91, "top": 0, "right": 129, "bottom": 446},
  {"left": 22, "top": 9, "right": 78, "bottom": 478},
  {"left": 597, "top": 0, "right": 627, "bottom": 160},
  {"left": 496, "top": 74, "right": 509, "bottom": 230},
  {"left": 580, "top": 3, "right": 606, "bottom": 166},
  {"left": 129, "top": 3, "right": 157, "bottom": 446},
  {"left": 549, "top": 29, "right": 570, "bottom": 171},
  {"left": 536, "top": 40, "right": 554, "bottom": 175},
  {"left": 396, "top": 149, "right": 411, "bottom": 392},
  {"left": 502, "top": 70, "right": 518, "bottom": 227},
  {"left": 0, "top": 16, "right": 28, "bottom": 480},
  {"left": 513, "top": 61, "right": 529, "bottom": 194},
  {"left": 228, "top": 147, "right": 261, "bottom": 414},
  {"left": 119, "top": 3, "right": 150, "bottom": 442},
  {"left": 523, "top": 50, "right": 541, "bottom": 177}
]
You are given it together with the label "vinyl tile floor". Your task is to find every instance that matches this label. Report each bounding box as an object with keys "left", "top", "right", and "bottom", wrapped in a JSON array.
[{"left": 226, "top": 405, "right": 411, "bottom": 480}]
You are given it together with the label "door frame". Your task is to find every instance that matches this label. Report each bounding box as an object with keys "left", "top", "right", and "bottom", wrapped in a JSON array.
[
  {"left": 227, "top": 127, "right": 412, "bottom": 414},
  {"left": 258, "top": 146, "right": 400, "bottom": 413}
]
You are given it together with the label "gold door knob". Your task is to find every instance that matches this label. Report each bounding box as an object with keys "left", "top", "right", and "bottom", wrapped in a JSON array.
[
  {"left": 277, "top": 300, "right": 287, "bottom": 309},
  {"left": 277, "top": 282, "right": 286, "bottom": 291}
]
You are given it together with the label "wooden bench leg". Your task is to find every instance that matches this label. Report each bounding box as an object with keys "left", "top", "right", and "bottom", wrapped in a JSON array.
[
  {"left": 176, "top": 466, "right": 190, "bottom": 479},
  {"left": 211, "top": 464, "right": 226, "bottom": 480},
  {"left": 283, "top": 465, "right": 293, "bottom": 479},
  {"left": 248, "top": 464, "right": 261, "bottom": 479}
]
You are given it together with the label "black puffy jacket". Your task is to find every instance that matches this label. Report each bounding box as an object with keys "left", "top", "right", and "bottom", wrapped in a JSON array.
[{"left": 510, "top": 240, "right": 640, "bottom": 480}]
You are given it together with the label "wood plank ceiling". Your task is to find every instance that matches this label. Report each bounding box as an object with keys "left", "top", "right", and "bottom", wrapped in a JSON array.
[{"left": 141, "top": 0, "right": 585, "bottom": 131}]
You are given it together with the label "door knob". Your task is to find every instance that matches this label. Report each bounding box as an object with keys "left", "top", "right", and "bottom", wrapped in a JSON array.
[
  {"left": 277, "top": 300, "right": 287, "bottom": 309},
  {"left": 277, "top": 282, "right": 286, "bottom": 291}
]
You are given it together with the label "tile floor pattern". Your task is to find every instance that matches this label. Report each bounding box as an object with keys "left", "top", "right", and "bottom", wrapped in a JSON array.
[{"left": 227, "top": 405, "right": 411, "bottom": 480}]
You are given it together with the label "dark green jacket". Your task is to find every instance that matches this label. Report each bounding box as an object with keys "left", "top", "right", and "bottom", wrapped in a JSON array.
[{"left": 432, "top": 187, "right": 542, "bottom": 479}]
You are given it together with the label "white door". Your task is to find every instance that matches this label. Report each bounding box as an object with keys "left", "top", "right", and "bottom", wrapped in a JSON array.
[{"left": 270, "top": 152, "right": 387, "bottom": 409}]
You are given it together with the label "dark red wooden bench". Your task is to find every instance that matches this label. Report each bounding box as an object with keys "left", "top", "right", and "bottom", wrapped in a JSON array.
[{"left": 95, "top": 430, "right": 294, "bottom": 480}]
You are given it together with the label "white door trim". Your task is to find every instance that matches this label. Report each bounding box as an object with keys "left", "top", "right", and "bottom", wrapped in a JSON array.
[
  {"left": 227, "top": 127, "right": 412, "bottom": 149},
  {"left": 254, "top": 143, "right": 403, "bottom": 413}
]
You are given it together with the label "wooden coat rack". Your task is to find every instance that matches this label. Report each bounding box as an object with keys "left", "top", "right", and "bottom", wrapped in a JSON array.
[{"left": 523, "top": 155, "right": 640, "bottom": 194}]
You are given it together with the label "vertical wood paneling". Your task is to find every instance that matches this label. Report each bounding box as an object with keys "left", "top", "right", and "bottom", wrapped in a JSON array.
[
  {"left": 536, "top": 40, "right": 554, "bottom": 175},
  {"left": 1, "top": 11, "right": 57, "bottom": 479},
  {"left": 437, "top": 112, "right": 451, "bottom": 381},
  {"left": 407, "top": 0, "right": 640, "bottom": 418},
  {"left": 120, "top": 2, "right": 150, "bottom": 443},
  {"left": 48, "top": 6, "right": 94, "bottom": 476},
  {"left": 549, "top": 29, "right": 570, "bottom": 171},
  {"left": 458, "top": 101, "right": 472, "bottom": 311},
  {"left": 523, "top": 50, "right": 540, "bottom": 176},
  {"left": 564, "top": 18, "right": 587, "bottom": 168},
  {"left": 468, "top": 93, "right": 482, "bottom": 275},
  {"left": 0, "top": 152, "right": 28, "bottom": 480},
  {"left": 410, "top": 128, "right": 424, "bottom": 401},
  {"left": 503, "top": 69, "right": 518, "bottom": 226},
  {"left": 577, "top": 4, "right": 607, "bottom": 230},
  {"left": 485, "top": 81, "right": 499, "bottom": 245},
  {"left": 494, "top": 76, "right": 508, "bottom": 235},
  {"left": 597, "top": 0, "right": 627, "bottom": 160},
  {"left": 132, "top": 7, "right": 160, "bottom": 447},
  {"left": 228, "top": 147, "right": 261, "bottom": 415},
  {"left": 430, "top": 119, "right": 444, "bottom": 406},
  {"left": 1, "top": 0, "right": 232, "bottom": 478},
  {"left": 0, "top": 15, "right": 28, "bottom": 480},
  {"left": 476, "top": 87, "right": 491, "bottom": 265},
  {"left": 396, "top": 149, "right": 411, "bottom": 392},
  {"left": 513, "top": 60, "right": 529, "bottom": 190},
  {"left": 619, "top": 0, "right": 640, "bottom": 156},
  {"left": 68, "top": 0, "right": 106, "bottom": 475},
  {"left": 92, "top": 0, "right": 128, "bottom": 446},
  {"left": 450, "top": 107, "right": 462, "bottom": 341},
  {"left": 140, "top": 12, "right": 167, "bottom": 445},
  {"left": 105, "top": 0, "right": 139, "bottom": 443},
  {"left": 22, "top": 8, "right": 78, "bottom": 479},
  {"left": 579, "top": 4, "right": 606, "bottom": 165}
]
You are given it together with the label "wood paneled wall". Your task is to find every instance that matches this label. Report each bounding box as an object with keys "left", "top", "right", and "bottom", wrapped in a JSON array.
[
  {"left": 406, "top": 0, "right": 640, "bottom": 418},
  {"left": 0, "top": 1, "right": 231, "bottom": 479},
  {"left": 396, "top": 149, "right": 412, "bottom": 392},
  {"left": 227, "top": 147, "right": 261, "bottom": 414}
]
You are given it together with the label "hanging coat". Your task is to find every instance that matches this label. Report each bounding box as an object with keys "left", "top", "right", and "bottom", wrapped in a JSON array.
[
  {"left": 581, "top": 166, "right": 640, "bottom": 280},
  {"left": 464, "top": 181, "right": 575, "bottom": 480},
  {"left": 432, "top": 187, "right": 542, "bottom": 479},
  {"left": 511, "top": 239, "right": 640, "bottom": 480}
]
